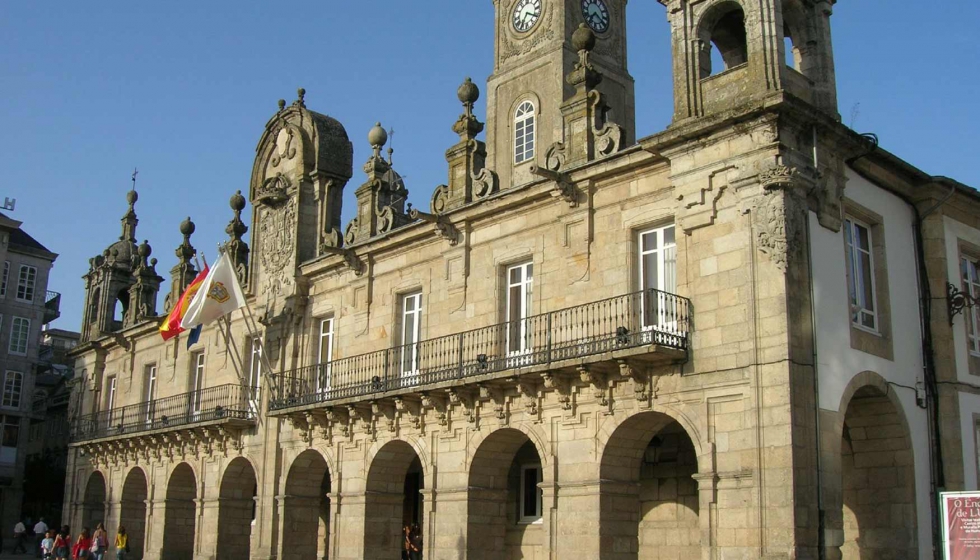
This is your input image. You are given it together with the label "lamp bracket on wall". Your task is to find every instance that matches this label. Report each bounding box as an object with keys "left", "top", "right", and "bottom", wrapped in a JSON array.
[{"left": 947, "top": 282, "right": 979, "bottom": 326}]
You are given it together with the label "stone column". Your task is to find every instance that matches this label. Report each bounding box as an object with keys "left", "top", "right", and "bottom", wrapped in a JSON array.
[
  {"left": 551, "top": 480, "right": 601, "bottom": 559},
  {"left": 424, "top": 487, "right": 468, "bottom": 560},
  {"left": 195, "top": 497, "right": 221, "bottom": 560}
]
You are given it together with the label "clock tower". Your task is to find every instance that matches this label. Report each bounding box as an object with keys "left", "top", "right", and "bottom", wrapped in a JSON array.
[{"left": 486, "top": 0, "right": 635, "bottom": 189}]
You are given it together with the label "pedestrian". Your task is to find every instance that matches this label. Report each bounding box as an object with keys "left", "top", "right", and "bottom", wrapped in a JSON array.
[
  {"left": 70, "top": 527, "right": 91, "bottom": 560},
  {"left": 13, "top": 517, "right": 29, "bottom": 553},
  {"left": 90, "top": 523, "right": 107, "bottom": 560},
  {"left": 401, "top": 525, "right": 411, "bottom": 560},
  {"left": 33, "top": 518, "right": 49, "bottom": 558},
  {"left": 40, "top": 530, "right": 55, "bottom": 560},
  {"left": 52, "top": 528, "right": 70, "bottom": 560},
  {"left": 113, "top": 526, "right": 128, "bottom": 560},
  {"left": 408, "top": 523, "right": 423, "bottom": 560}
]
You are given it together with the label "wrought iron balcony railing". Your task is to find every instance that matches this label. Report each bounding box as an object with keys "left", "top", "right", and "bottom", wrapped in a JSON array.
[
  {"left": 269, "top": 288, "right": 690, "bottom": 411},
  {"left": 70, "top": 384, "right": 258, "bottom": 443}
]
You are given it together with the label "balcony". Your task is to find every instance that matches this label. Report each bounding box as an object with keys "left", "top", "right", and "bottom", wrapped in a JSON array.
[
  {"left": 269, "top": 288, "right": 690, "bottom": 413},
  {"left": 43, "top": 291, "right": 61, "bottom": 324},
  {"left": 70, "top": 384, "right": 258, "bottom": 444}
]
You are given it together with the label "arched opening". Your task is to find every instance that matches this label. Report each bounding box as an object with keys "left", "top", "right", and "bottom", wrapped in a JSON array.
[
  {"left": 120, "top": 468, "right": 148, "bottom": 560},
  {"left": 162, "top": 463, "right": 197, "bottom": 560},
  {"left": 782, "top": 0, "right": 807, "bottom": 72},
  {"left": 114, "top": 288, "right": 129, "bottom": 323},
  {"left": 80, "top": 471, "right": 107, "bottom": 531},
  {"left": 467, "top": 428, "right": 545, "bottom": 560},
  {"left": 218, "top": 457, "right": 258, "bottom": 560},
  {"left": 840, "top": 386, "right": 917, "bottom": 559},
  {"left": 600, "top": 412, "right": 701, "bottom": 560},
  {"left": 364, "top": 440, "right": 424, "bottom": 560},
  {"left": 282, "top": 450, "right": 331, "bottom": 560},
  {"left": 514, "top": 100, "right": 536, "bottom": 165},
  {"left": 698, "top": 3, "right": 748, "bottom": 78},
  {"left": 88, "top": 288, "right": 100, "bottom": 324}
]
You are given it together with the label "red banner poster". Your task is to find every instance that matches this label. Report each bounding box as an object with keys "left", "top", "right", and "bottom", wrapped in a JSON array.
[{"left": 943, "top": 492, "right": 980, "bottom": 559}]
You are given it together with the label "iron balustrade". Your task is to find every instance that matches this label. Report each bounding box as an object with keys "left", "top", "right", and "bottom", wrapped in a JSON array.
[
  {"left": 70, "top": 384, "right": 258, "bottom": 443},
  {"left": 270, "top": 288, "right": 690, "bottom": 410}
]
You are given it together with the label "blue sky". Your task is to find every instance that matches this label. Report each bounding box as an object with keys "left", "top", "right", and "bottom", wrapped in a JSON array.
[{"left": 2, "top": 1, "right": 977, "bottom": 330}]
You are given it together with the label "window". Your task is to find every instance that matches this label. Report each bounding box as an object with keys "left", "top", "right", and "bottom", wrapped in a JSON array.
[
  {"left": 699, "top": 6, "right": 748, "bottom": 78},
  {"left": 0, "top": 416, "right": 19, "bottom": 464},
  {"left": 249, "top": 339, "right": 263, "bottom": 390},
  {"left": 16, "top": 265, "right": 36, "bottom": 302},
  {"left": 638, "top": 225, "right": 677, "bottom": 330},
  {"left": 844, "top": 218, "right": 877, "bottom": 332},
  {"left": 105, "top": 376, "right": 117, "bottom": 411},
  {"left": 506, "top": 262, "right": 534, "bottom": 356},
  {"left": 8, "top": 317, "right": 29, "bottom": 356},
  {"left": 316, "top": 318, "right": 334, "bottom": 393},
  {"left": 2, "top": 372, "right": 22, "bottom": 409},
  {"left": 192, "top": 352, "right": 205, "bottom": 413},
  {"left": 519, "top": 464, "right": 542, "bottom": 523},
  {"left": 514, "top": 101, "right": 536, "bottom": 164},
  {"left": 400, "top": 293, "right": 422, "bottom": 376},
  {"left": 0, "top": 262, "right": 8, "bottom": 298},
  {"left": 963, "top": 257, "right": 980, "bottom": 356},
  {"left": 143, "top": 364, "right": 157, "bottom": 424}
]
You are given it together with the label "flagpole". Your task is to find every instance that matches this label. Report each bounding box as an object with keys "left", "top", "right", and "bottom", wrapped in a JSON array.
[{"left": 218, "top": 313, "right": 263, "bottom": 427}]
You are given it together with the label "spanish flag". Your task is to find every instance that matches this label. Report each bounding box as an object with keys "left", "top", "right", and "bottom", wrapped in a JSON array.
[{"left": 159, "top": 265, "right": 210, "bottom": 341}]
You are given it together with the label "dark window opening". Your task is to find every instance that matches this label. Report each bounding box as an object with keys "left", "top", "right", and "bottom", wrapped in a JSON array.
[{"left": 700, "top": 6, "right": 748, "bottom": 78}]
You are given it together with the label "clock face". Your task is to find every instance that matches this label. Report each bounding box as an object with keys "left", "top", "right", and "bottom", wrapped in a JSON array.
[
  {"left": 512, "top": 0, "right": 542, "bottom": 33},
  {"left": 581, "top": 0, "right": 610, "bottom": 33}
]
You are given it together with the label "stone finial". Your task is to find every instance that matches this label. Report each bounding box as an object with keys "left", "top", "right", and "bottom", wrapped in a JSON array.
[
  {"left": 296, "top": 88, "right": 306, "bottom": 107},
  {"left": 368, "top": 122, "right": 388, "bottom": 150},
  {"left": 120, "top": 189, "right": 139, "bottom": 242},
  {"left": 458, "top": 77, "right": 479, "bottom": 113},
  {"left": 225, "top": 190, "right": 250, "bottom": 286},
  {"left": 572, "top": 23, "right": 597, "bottom": 53},
  {"left": 175, "top": 217, "right": 196, "bottom": 264},
  {"left": 568, "top": 24, "right": 601, "bottom": 90},
  {"left": 453, "top": 78, "right": 485, "bottom": 140},
  {"left": 277, "top": 99, "right": 286, "bottom": 111}
]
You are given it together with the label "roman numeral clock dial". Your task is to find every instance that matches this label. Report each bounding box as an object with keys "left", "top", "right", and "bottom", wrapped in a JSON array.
[
  {"left": 581, "top": 0, "right": 610, "bottom": 33},
  {"left": 512, "top": 0, "right": 542, "bottom": 33}
]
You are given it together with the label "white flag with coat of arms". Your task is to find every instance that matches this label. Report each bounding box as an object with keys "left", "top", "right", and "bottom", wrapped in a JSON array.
[{"left": 180, "top": 252, "right": 247, "bottom": 329}]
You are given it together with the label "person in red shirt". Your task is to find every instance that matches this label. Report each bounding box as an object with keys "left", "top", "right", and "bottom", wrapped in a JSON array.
[{"left": 70, "top": 528, "right": 91, "bottom": 560}]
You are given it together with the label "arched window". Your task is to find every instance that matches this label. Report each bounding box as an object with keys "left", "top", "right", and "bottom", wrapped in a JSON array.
[
  {"left": 514, "top": 101, "right": 536, "bottom": 164},
  {"left": 698, "top": 4, "right": 748, "bottom": 78}
]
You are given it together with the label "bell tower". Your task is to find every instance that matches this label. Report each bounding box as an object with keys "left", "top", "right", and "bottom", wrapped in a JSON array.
[
  {"left": 486, "top": 0, "right": 635, "bottom": 189},
  {"left": 664, "top": 0, "right": 839, "bottom": 123}
]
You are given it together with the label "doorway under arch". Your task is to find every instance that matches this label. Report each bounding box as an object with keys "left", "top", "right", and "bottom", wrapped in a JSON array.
[
  {"left": 217, "top": 457, "right": 258, "bottom": 560},
  {"left": 80, "top": 471, "right": 107, "bottom": 531},
  {"left": 599, "top": 412, "right": 701, "bottom": 560},
  {"left": 364, "top": 440, "right": 424, "bottom": 560},
  {"left": 162, "top": 463, "right": 197, "bottom": 560},
  {"left": 120, "top": 467, "right": 148, "bottom": 560},
  {"left": 281, "top": 450, "right": 331, "bottom": 560}
]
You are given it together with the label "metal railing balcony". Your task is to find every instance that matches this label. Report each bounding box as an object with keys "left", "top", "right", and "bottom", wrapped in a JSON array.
[
  {"left": 269, "top": 288, "right": 690, "bottom": 411},
  {"left": 70, "top": 384, "right": 259, "bottom": 443},
  {"left": 43, "top": 291, "right": 61, "bottom": 324}
]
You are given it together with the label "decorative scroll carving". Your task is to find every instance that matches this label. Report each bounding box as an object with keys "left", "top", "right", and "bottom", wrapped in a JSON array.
[
  {"left": 542, "top": 371, "right": 572, "bottom": 410},
  {"left": 421, "top": 392, "right": 448, "bottom": 426},
  {"left": 479, "top": 384, "right": 507, "bottom": 421},
  {"left": 515, "top": 378, "right": 539, "bottom": 416},
  {"left": 325, "top": 407, "right": 350, "bottom": 439},
  {"left": 578, "top": 366, "right": 608, "bottom": 408},
  {"left": 448, "top": 388, "right": 477, "bottom": 424},
  {"left": 589, "top": 90, "right": 624, "bottom": 157},
  {"left": 431, "top": 185, "right": 450, "bottom": 214},
  {"left": 472, "top": 167, "right": 499, "bottom": 200},
  {"left": 545, "top": 143, "right": 567, "bottom": 172},
  {"left": 394, "top": 397, "right": 422, "bottom": 430},
  {"left": 618, "top": 360, "right": 649, "bottom": 403}
]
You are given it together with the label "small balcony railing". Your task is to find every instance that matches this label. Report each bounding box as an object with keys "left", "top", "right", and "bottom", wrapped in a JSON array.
[
  {"left": 269, "top": 288, "right": 690, "bottom": 411},
  {"left": 43, "top": 291, "right": 61, "bottom": 324},
  {"left": 70, "top": 384, "right": 258, "bottom": 443}
]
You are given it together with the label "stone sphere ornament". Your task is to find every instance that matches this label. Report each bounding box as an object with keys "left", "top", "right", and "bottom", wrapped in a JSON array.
[
  {"left": 368, "top": 122, "right": 388, "bottom": 148},
  {"left": 573, "top": 23, "right": 597, "bottom": 53},
  {"left": 180, "top": 216, "right": 196, "bottom": 237},
  {"left": 458, "top": 77, "right": 480, "bottom": 105}
]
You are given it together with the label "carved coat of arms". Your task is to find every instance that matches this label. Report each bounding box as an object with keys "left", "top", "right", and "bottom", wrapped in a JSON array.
[{"left": 259, "top": 201, "right": 297, "bottom": 295}]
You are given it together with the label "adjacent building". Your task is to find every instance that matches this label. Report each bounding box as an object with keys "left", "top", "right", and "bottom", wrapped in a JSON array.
[
  {"left": 0, "top": 212, "right": 59, "bottom": 532},
  {"left": 63, "top": 1, "right": 979, "bottom": 559}
]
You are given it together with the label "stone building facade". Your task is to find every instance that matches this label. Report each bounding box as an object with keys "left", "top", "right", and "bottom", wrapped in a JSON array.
[{"left": 64, "top": 1, "right": 980, "bottom": 559}]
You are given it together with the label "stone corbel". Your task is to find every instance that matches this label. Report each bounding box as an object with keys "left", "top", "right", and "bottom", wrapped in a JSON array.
[
  {"left": 515, "top": 378, "right": 540, "bottom": 417},
  {"left": 478, "top": 384, "right": 508, "bottom": 421},
  {"left": 420, "top": 392, "right": 448, "bottom": 426},
  {"left": 530, "top": 164, "right": 578, "bottom": 207},
  {"left": 754, "top": 164, "right": 805, "bottom": 274},
  {"left": 447, "top": 388, "right": 477, "bottom": 424},
  {"left": 578, "top": 366, "right": 610, "bottom": 409},
  {"left": 409, "top": 207, "right": 460, "bottom": 246},
  {"left": 325, "top": 407, "right": 350, "bottom": 439},
  {"left": 371, "top": 401, "right": 397, "bottom": 433},
  {"left": 348, "top": 404, "right": 372, "bottom": 436},
  {"left": 541, "top": 371, "right": 572, "bottom": 411},
  {"left": 320, "top": 245, "right": 365, "bottom": 276},
  {"left": 394, "top": 397, "right": 422, "bottom": 430},
  {"left": 618, "top": 360, "right": 649, "bottom": 404}
]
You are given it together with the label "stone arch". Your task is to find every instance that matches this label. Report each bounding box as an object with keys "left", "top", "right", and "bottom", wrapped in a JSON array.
[
  {"left": 696, "top": 0, "right": 749, "bottom": 78},
  {"left": 80, "top": 470, "right": 107, "bottom": 531},
  {"left": 599, "top": 410, "right": 703, "bottom": 560},
  {"left": 466, "top": 421, "right": 552, "bottom": 472},
  {"left": 466, "top": 427, "right": 549, "bottom": 560},
  {"left": 835, "top": 372, "right": 918, "bottom": 559},
  {"left": 281, "top": 448, "right": 331, "bottom": 560},
  {"left": 120, "top": 467, "right": 148, "bottom": 560},
  {"left": 781, "top": 0, "right": 809, "bottom": 71},
  {"left": 217, "top": 457, "right": 258, "bottom": 560},
  {"left": 365, "top": 434, "right": 430, "bottom": 481},
  {"left": 597, "top": 403, "right": 707, "bottom": 474},
  {"left": 162, "top": 462, "right": 197, "bottom": 560},
  {"left": 364, "top": 439, "right": 425, "bottom": 560}
]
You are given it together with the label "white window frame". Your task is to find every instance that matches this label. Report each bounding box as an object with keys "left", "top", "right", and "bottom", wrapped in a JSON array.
[
  {"left": 15, "top": 265, "right": 37, "bottom": 303},
  {"left": 506, "top": 262, "right": 534, "bottom": 362},
  {"left": 518, "top": 463, "right": 543, "bottom": 524},
  {"left": 638, "top": 225, "right": 678, "bottom": 333},
  {"left": 7, "top": 317, "right": 29, "bottom": 356},
  {"left": 143, "top": 364, "right": 157, "bottom": 424},
  {"left": 316, "top": 317, "right": 334, "bottom": 393},
  {"left": 192, "top": 352, "right": 206, "bottom": 413},
  {"left": 400, "top": 293, "right": 423, "bottom": 377},
  {"left": 0, "top": 261, "right": 8, "bottom": 298},
  {"left": 514, "top": 101, "right": 536, "bottom": 165},
  {"left": 105, "top": 376, "right": 117, "bottom": 429},
  {"left": 249, "top": 339, "right": 263, "bottom": 390},
  {"left": 844, "top": 217, "right": 878, "bottom": 333},
  {"left": 2, "top": 372, "right": 23, "bottom": 409}
]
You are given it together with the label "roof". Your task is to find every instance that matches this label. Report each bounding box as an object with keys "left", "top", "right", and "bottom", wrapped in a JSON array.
[
  {"left": 42, "top": 328, "right": 81, "bottom": 340},
  {"left": 0, "top": 212, "right": 56, "bottom": 259}
]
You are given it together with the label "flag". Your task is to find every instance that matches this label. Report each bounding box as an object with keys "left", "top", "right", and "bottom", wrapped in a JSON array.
[
  {"left": 186, "top": 324, "right": 203, "bottom": 349},
  {"left": 160, "top": 265, "right": 210, "bottom": 341},
  {"left": 180, "top": 252, "right": 247, "bottom": 330}
]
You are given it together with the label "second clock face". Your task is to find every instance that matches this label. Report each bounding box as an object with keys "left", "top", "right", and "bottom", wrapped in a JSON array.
[
  {"left": 513, "top": 0, "right": 542, "bottom": 33},
  {"left": 582, "top": 0, "right": 610, "bottom": 33}
]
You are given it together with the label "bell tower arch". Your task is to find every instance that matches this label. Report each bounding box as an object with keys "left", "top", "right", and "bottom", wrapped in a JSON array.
[{"left": 486, "top": 0, "right": 635, "bottom": 189}]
